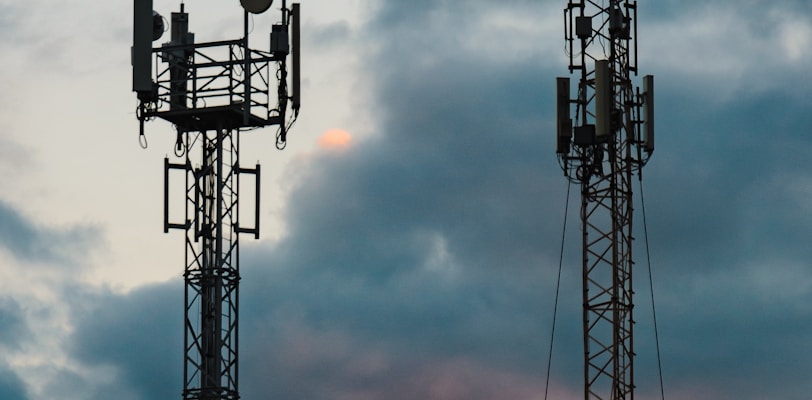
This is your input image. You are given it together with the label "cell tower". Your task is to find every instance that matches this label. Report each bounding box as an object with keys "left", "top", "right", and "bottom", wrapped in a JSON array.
[
  {"left": 132, "top": 1, "right": 301, "bottom": 398},
  {"left": 555, "top": 1, "right": 653, "bottom": 399}
]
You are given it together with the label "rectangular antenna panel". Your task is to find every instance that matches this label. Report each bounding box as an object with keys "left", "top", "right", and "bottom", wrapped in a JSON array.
[
  {"left": 643, "top": 75, "right": 654, "bottom": 153},
  {"left": 168, "top": 10, "right": 192, "bottom": 111},
  {"left": 292, "top": 3, "right": 301, "bottom": 111},
  {"left": 170, "top": 11, "right": 189, "bottom": 43},
  {"left": 132, "top": 0, "right": 153, "bottom": 93},
  {"left": 610, "top": 8, "right": 624, "bottom": 32},
  {"left": 594, "top": 59, "right": 611, "bottom": 138},
  {"left": 556, "top": 77, "right": 571, "bottom": 154}
]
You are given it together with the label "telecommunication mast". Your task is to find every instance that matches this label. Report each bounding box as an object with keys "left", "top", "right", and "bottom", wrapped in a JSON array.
[
  {"left": 132, "top": 0, "right": 301, "bottom": 398},
  {"left": 555, "top": 1, "right": 654, "bottom": 398}
]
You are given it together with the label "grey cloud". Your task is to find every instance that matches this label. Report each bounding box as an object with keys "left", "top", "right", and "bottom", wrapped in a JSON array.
[
  {"left": 0, "top": 298, "right": 28, "bottom": 350},
  {"left": 639, "top": 0, "right": 812, "bottom": 98},
  {"left": 0, "top": 299, "right": 30, "bottom": 399},
  {"left": 0, "top": 5, "right": 22, "bottom": 45},
  {"left": 642, "top": 88, "right": 812, "bottom": 270},
  {"left": 68, "top": 283, "right": 182, "bottom": 400},
  {"left": 624, "top": 84, "right": 812, "bottom": 397},
  {"left": 359, "top": 1, "right": 812, "bottom": 399},
  {"left": 310, "top": 20, "right": 353, "bottom": 48},
  {"left": 0, "top": 200, "right": 100, "bottom": 265},
  {"left": 0, "top": 365, "right": 27, "bottom": 400},
  {"left": 231, "top": 1, "right": 582, "bottom": 397}
]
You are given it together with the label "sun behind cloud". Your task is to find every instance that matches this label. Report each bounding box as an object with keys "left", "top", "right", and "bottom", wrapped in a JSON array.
[{"left": 317, "top": 128, "right": 352, "bottom": 150}]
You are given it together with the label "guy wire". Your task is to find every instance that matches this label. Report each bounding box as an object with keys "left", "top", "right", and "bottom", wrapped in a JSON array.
[{"left": 544, "top": 179, "right": 572, "bottom": 400}]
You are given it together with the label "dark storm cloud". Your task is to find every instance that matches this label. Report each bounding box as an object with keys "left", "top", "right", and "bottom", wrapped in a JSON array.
[
  {"left": 642, "top": 0, "right": 812, "bottom": 19},
  {"left": 642, "top": 87, "right": 812, "bottom": 269},
  {"left": 0, "top": 365, "right": 27, "bottom": 400},
  {"left": 285, "top": 0, "right": 559, "bottom": 277},
  {"left": 0, "top": 298, "right": 29, "bottom": 349},
  {"left": 60, "top": 0, "right": 812, "bottom": 399},
  {"left": 68, "top": 283, "right": 181, "bottom": 400},
  {"left": 234, "top": 1, "right": 568, "bottom": 397},
  {"left": 0, "top": 200, "right": 99, "bottom": 265},
  {"left": 355, "top": 1, "right": 812, "bottom": 398},
  {"left": 627, "top": 15, "right": 812, "bottom": 400},
  {"left": 0, "top": 299, "right": 30, "bottom": 400}
]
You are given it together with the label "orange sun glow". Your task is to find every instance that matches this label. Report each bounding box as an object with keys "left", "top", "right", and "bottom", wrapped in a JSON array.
[{"left": 317, "top": 128, "right": 353, "bottom": 150}]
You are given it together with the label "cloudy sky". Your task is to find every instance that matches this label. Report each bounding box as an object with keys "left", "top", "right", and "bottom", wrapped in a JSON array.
[{"left": 0, "top": 0, "right": 810, "bottom": 399}]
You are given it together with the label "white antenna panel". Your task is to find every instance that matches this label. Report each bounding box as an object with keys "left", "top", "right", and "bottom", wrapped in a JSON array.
[
  {"left": 594, "top": 59, "right": 611, "bottom": 137},
  {"left": 240, "top": 0, "right": 273, "bottom": 14}
]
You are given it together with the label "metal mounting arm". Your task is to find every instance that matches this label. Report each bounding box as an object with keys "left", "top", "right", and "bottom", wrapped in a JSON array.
[{"left": 235, "top": 164, "right": 261, "bottom": 239}]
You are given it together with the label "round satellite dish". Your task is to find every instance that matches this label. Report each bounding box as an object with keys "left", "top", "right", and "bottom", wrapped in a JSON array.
[
  {"left": 152, "top": 11, "right": 165, "bottom": 41},
  {"left": 240, "top": 0, "right": 273, "bottom": 14}
]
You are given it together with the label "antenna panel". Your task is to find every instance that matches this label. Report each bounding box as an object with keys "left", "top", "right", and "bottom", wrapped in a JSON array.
[
  {"left": 167, "top": 9, "right": 193, "bottom": 111},
  {"left": 271, "top": 24, "right": 289, "bottom": 55},
  {"left": 133, "top": 0, "right": 154, "bottom": 93},
  {"left": 170, "top": 10, "right": 190, "bottom": 43},
  {"left": 594, "top": 59, "right": 611, "bottom": 138},
  {"left": 556, "top": 77, "right": 571, "bottom": 153},
  {"left": 292, "top": 3, "right": 301, "bottom": 112},
  {"left": 643, "top": 75, "right": 654, "bottom": 153}
]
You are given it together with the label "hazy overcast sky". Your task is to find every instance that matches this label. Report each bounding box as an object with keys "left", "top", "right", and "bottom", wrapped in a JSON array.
[{"left": 0, "top": 0, "right": 810, "bottom": 399}]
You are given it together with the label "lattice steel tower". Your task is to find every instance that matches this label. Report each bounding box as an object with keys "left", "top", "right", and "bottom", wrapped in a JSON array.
[
  {"left": 132, "top": 1, "right": 301, "bottom": 398},
  {"left": 555, "top": 1, "right": 654, "bottom": 399}
]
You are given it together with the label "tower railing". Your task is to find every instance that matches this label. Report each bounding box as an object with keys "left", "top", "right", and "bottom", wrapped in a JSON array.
[{"left": 142, "top": 40, "right": 284, "bottom": 133}]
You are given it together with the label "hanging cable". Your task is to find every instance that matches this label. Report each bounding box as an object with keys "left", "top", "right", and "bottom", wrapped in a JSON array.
[
  {"left": 174, "top": 128, "right": 186, "bottom": 157},
  {"left": 544, "top": 180, "right": 572, "bottom": 400},
  {"left": 639, "top": 174, "right": 666, "bottom": 400}
]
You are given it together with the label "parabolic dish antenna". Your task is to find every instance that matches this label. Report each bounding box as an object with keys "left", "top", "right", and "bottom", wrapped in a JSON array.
[
  {"left": 152, "top": 11, "right": 165, "bottom": 41},
  {"left": 240, "top": 0, "right": 273, "bottom": 14}
]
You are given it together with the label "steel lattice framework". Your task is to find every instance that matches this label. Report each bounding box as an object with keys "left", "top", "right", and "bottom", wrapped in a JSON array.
[
  {"left": 168, "top": 129, "right": 251, "bottom": 399},
  {"left": 556, "top": 1, "right": 654, "bottom": 399},
  {"left": 133, "top": 2, "right": 300, "bottom": 399}
]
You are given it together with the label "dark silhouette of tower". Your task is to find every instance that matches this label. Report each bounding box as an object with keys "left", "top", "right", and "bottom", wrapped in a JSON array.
[
  {"left": 133, "top": 1, "right": 301, "bottom": 398},
  {"left": 556, "top": 1, "right": 654, "bottom": 398}
]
